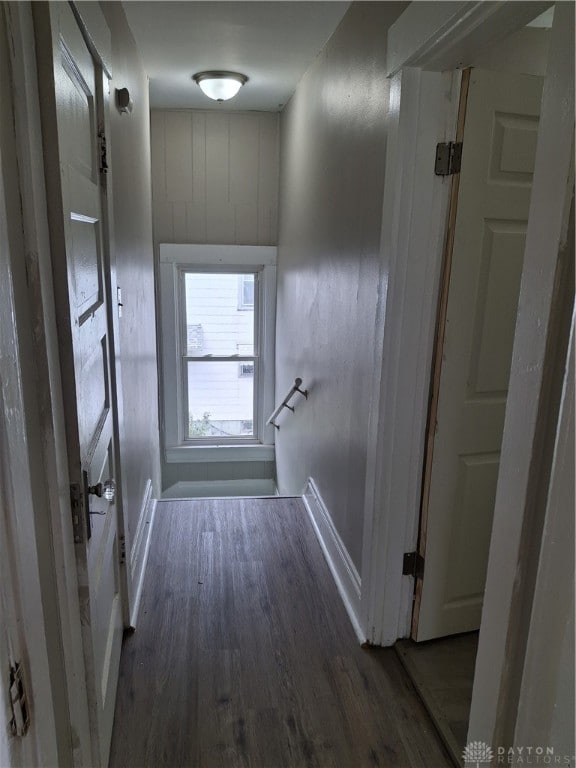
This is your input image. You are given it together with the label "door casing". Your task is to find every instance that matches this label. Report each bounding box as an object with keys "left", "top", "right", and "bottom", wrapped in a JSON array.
[
  {"left": 3, "top": 1, "right": 133, "bottom": 764},
  {"left": 414, "top": 66, "right": 544, "bottom": 642},
  {"left": 33, "top": 2, "right": 133, "bottom": 764},
  {"left": 360, "top": 0, "right": 574, "bottom": 751}
]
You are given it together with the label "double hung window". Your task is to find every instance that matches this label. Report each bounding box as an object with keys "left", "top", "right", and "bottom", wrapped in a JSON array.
[
  {"left": 160, "top": 245, "right": 276, "bottom": 460},
  {"left": 182, "top": 269, "right": 258, "bottom": 440}
]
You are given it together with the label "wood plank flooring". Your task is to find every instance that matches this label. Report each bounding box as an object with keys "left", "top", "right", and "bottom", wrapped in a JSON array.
[
  {"left": 396, "top": 634, "right": 478, "bottom": 767},
  {"left": 109, "top": 498, "right": 451, "bottom": 768}
]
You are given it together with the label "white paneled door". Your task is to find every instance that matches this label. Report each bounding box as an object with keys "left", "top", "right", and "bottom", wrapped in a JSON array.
[
  {"left": 415, "top": 69, "right": 543, "bottom": 642},
  {"left": 40, "top": 4, "right": 123, "bottom": 764}
]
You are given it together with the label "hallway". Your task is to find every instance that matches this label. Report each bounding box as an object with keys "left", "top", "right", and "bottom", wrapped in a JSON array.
[{"left": 109, "top": 498, "right": 451, "bottom": 767}]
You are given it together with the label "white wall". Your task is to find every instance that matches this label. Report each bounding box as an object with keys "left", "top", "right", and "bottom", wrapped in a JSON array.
[
  {"left": 275, "top": 1, "right": 407, "bottom": 570},
  {"left": 150, "top": 109, "right": 279, "bottom": 490},
  {"left": 151, "top": 110, "right": 279, "bottom": 246}
]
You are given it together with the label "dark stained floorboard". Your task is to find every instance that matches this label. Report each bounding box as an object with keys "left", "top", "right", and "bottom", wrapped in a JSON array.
[{"left": 109, "top": 498, "right": 451, "bottom": 768}]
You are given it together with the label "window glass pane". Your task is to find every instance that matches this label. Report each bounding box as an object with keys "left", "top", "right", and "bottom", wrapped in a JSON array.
[
  {"left": 184, "top": 272, "right": 254, "bottom": 356},
  {"left": 187, "top": 361, "right": 254, "bottom": 438},
  {"left": 240, "top": 275, "right": 254, "bottom": 308}
]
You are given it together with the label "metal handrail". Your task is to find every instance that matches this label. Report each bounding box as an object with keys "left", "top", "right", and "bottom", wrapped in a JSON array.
[{"left": 266, "top": 378, "right": 308, "bottom": 430}]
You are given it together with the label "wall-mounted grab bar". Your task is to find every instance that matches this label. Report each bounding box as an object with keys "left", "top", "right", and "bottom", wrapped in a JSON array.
[{"left": 266, "top": 378, "right": 308, "bottom": 430}]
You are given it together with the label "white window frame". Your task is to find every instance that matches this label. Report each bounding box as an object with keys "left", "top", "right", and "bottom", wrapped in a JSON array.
[{"left": 159, "top": 244, "right": 276, "bottom": 463}]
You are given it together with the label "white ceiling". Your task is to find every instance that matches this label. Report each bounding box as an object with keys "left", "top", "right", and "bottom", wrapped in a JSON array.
[{"left": 123, "top": 1, "right": 351, "bottom": 111}]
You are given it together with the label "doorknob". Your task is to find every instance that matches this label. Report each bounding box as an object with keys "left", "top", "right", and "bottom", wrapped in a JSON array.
[{"left": 88, "top": 479, "right": 116, "bottom": 502}]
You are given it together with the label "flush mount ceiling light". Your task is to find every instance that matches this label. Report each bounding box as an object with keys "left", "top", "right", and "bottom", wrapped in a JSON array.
[{"left": 192, "top": 71, "right": 248, "bottom": 102}]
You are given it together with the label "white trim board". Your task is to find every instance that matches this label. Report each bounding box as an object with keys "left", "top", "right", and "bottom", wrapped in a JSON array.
[
  {"left": 359, "top": 0, "right": 574, "bottom": 754},
  {"left": 302, "top": 479, "right": 364, "bottom": 644},
  {"left": 360, "top": 67, "right": 459, "bottom": 647},
  {"left": 361, "top": 0, "right": 568, "bottom": 651},
  {"left": 166, "top": 444, "right": 275, "bottom": 464},
  {"left": 162, "top": 479, "right": 279, "bottom": 499},
  {"left": 3, "top": 4, "right": 93, "bottom": 763},
  {"left": 386, "top": 1, "right": 551, "bottom": 77},
  {"left": 159, "top": 243, "right": 277, "bottom": 454},
  {"left": 128, "top": 479, "right": 156, "bottom": 628},
  {"left": 468, "top": 2, "right": 575, "bottom": 748},
  {"left": 0, "top": 44, "right": 59, "bottom": 764},
  {"left": 70, "top": 1, "right": 112, "bottom": 78},
  {"left": 160, "top": 243, "right": 277, "bottom": 266}
]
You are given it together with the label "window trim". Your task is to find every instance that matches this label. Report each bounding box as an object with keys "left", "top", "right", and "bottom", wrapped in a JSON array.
[{"left": 159, "top": 244, "right": 276, "bottom": 460}]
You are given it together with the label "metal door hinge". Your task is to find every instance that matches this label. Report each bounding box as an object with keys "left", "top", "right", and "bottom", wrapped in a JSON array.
[
  {"left": 434, "top": 141, "right": 463, "bottom": 176},
  {"left": 98, "top": 129, "right": 108, "bottom": 174},
  {"left": 119, "top": 535, "right": 126, "bottom": 566},
  {"left": 403, "top": 551, "right": 425, "bottom": 580},
  {"left": 9, "top": 662, "right": 30, "bottom": 737},
  {"left": 70, "top": 482, "right": 84, "bottom": 544}
]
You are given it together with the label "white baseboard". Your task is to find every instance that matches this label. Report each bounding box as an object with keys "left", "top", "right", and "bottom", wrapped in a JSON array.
[
  {"left": 129, "top": 479, "right": 156, "bottom": 628},
  {"left": 302, "top": 478, "right": 365, "bottom": 643}
]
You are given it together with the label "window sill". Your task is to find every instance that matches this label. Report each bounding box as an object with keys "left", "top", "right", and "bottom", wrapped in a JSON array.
[{"left": 165, "top": 444, "right": 276, "bottom": 464}]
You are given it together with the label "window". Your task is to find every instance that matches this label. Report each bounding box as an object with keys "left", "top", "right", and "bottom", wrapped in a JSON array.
[
  {"left": 239, "top": 363, "right": 254, "bottom": 377},
  {"left": 160, "top": 245, "right": 276, "bottom": 460},
  {"left": 238, "top": 274, "right": 254, "bottom": 310},
  {"left": 183, "top": 270, "right": 257, "bottom": 439}
]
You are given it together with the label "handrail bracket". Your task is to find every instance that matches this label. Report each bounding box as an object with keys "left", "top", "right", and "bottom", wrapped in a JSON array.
[{"left": 266, "top": 377, "right": 309, "bottom": 430}]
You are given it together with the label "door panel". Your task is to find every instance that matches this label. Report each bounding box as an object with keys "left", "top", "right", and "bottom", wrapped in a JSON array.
[
  {"left": 444, "top": 453, "right": 499, "bottom": 607},
  {"left": 470, "top": 221, "right": 526, "bottom": 395},
  {"left": 415, "top": 69, "right": 543, "bottom": 642},
  {"left": 40, "top": 4, "right": 122, "bottom": 764}
]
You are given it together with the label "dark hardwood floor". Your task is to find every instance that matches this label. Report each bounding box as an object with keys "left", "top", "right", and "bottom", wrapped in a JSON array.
[{"left": 109, "top": 498, "right": 451, "bottom": 768}]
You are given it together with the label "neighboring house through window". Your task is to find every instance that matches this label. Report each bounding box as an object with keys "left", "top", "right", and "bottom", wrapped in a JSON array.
[{"left": 238, "top": 273, "right": 255, "bottom": 310}]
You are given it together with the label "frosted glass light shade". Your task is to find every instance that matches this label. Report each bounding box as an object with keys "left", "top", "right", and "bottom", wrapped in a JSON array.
[{"left": 192, "top": 71, "right": 248, "bottom": 102}]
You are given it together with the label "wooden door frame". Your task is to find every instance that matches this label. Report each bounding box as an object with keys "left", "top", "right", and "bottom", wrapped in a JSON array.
[
  {"left": 41, "top": 0, "right": 139, "bottom": 627},
  {"left": 33, "top": 4, "right": 127, "bottom": 762},
  {"left": 34, "top": 0, "right": 139, "bottom": 762},
  {"left": 468, "top": 4, "right": 574, "bottom": 749},
  {"left": 0, "top": 8, "right": 61, "bottom": 764},
  {"left": 360, "top": 0, "right": 549, "bottom": 648},
  {"left": 410, "top": 65, "right": 471, "bottom": 641},
  {"left": 2, "top": 1, "right": 136, "bottom": 764},
  {"left": 360, "top": 0, "right": 573, "bottom": 746},
  {"left": 2, "top": 3, "right": 94, "bottom": 765}
]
